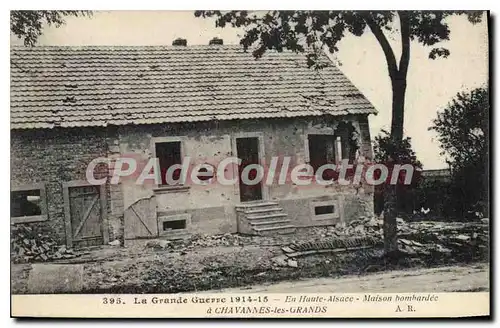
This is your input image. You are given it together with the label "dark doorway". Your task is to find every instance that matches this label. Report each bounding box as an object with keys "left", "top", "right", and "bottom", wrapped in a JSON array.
[{"left": 236, "top": 137, "right": 263, "bottom": 202}]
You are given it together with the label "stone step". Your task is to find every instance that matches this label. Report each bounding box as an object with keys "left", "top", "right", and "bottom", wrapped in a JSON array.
[
  {"left": 249, "top": 219, "right": 291, "bottom": 229},
  {"left": 246, "top": 212, "right": 288, "bottom": 220},
  {"left": 242, "top": 207, "right": 284, "bottom": 215},
  {"left": 235, "top": 201, "right": 279, "bottom": 210},
  {"left": 253, "top": 225, "right": 296, "bottom": 236},
  {"left": 245, "top": 215, "right": 289, "bottom": 224}
]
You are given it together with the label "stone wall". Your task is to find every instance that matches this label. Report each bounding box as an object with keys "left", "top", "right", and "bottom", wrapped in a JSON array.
[
  {"left": 10, "top": 114, "right": 375, "bottom": 244},
  {"left": 10, "top": 128, "right": 122, "bottom": 244},
  {"left": 117, "top": 115, "right": 374, "bottom": 236}
]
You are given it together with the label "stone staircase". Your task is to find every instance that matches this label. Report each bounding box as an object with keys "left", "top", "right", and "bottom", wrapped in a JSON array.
[{"left": 236, "top": 201, "right": 296, "bottom": 236}]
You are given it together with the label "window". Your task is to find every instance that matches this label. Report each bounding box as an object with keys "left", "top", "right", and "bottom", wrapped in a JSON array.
[
  {"left": 310, "top": 199, "right": 340, "bottom": 221},
  {"left": 308, "top": 134, "right": 336, "bottom": 180},
  {"left": 162, "top": 219, "right": 186, "bottom": 231},
  {"left": 158, "top": 213, "right": 190, "bottom": 236},
  {"left": 11, "top": 184, "right": 47, "bottom": 223},
  {"left": 314, "top": 205, "right": 335, "bottom": 215},
  {"left": 155, "top": 141, "right": 182, "bottom": 185}
]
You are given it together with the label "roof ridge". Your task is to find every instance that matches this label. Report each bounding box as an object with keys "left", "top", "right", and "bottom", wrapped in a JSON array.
[
  {"left": 10, "top": 44, "right": 246, "bottom": 50},
  {"left": 9, "top": 45, "right": 336, "bottom": 56}
]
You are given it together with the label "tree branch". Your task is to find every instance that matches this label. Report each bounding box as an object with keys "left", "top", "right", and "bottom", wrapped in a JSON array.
[{"left": 362, "top": 13, "right": 398, "bottom": 81}]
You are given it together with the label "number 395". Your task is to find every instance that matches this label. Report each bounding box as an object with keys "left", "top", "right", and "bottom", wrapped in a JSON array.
[{"left": 102, "top": 297, "right": 123, "bottom": 304}]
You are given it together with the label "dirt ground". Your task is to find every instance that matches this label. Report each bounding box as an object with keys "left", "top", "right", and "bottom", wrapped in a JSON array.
[
  {"left": 11, "top": 226, "right": 489, "bottom": 294},
  {"left": 12, "top": 231, "right": 293, "bottom": 294},
  {"left": 204, "top": 263, "right": 489, "bottom": 293}
]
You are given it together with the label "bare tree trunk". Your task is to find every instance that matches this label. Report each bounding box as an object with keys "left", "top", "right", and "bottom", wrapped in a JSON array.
[
  {"left": 384, "top": 78, "right": 407, "bottom": 254},
  {"left": 390, "top": 78, "right": 407, "bottom": 143},
  {"left": 382, "top": 12, "right": 410, "bottom": 255},
  {"left": 383, "top": 185, "right": 398, "bottom": 253},
  {"left": 365, "top": 11, "right": 410, "bottom": 256}
]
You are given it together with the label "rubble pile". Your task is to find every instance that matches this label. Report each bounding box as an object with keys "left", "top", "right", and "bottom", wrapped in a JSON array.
[
  {"left": 11, "top": 225, "right": 81, "bottom": 263},
  {"left": 284, "top": 217, "right": 489, "bottom": 259},
  {"left": 188, "top": 233, "right": 250, "bottom": 248},
  {"left": 397, "top": 219, "right": 489, "bottom": 257},
  {"left": 286, "top": 236, "right": 381, "bottom": 255}
]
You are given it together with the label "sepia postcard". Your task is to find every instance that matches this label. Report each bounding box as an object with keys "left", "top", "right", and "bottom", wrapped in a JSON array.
[{"left": 10, "top": 10, "right": 490, "bottom": 318}]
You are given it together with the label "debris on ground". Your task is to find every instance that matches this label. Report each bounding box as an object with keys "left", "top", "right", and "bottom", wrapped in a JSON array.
[
  {"left": 10, "top": 225, "right": 83, "bottom": 263},
  {"left": 284, "top": 236, "right": 381, "bottom": 257},
  {"left": 143, "top": 239, "right": 171, "bottom": 250},
  {"left": 397, "top": 219, "right": 489, "bottom": 259},
  {"left": 271, "top": 255, "right": 288, "bottom": 267},
  {"left": 11, "top": 217, "right": 489, "bottom": 294},
  {"left": 108, "top": 240, "right": 121, "bottom": 246},
  {"left": 188, "top": 233, "right": 249, "bottom": 248},
  {"left": 280, "top": 217, "right": 489, "bottom": 261}
]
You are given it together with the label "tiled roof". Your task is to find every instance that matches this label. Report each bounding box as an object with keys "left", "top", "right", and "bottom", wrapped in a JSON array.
[{"left": 10, "top": 45, "right": 377, "bottom": 130}]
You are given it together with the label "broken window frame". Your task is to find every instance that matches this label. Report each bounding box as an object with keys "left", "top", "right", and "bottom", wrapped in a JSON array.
[
  {"left": 151, "top": 136, "right": 188, "bottom": 191},
  {"left": 11, "top": 183, "right": 48, "bottom": 224},
  {"left": 333, "top": 121, "right": 360, "bottom": 163},
  {"left": 305, "top": 121, "right": 361, "bottom": 181},
  {"left": 306, "top": 134, "right": 339, "bottom": 181},
  {"left": 307, "top": 134, "right": 337, "bottom": 167}
]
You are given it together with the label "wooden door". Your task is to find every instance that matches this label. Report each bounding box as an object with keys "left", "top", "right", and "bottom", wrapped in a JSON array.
[
  {"left": 63, "top": 182, "right": 108, "bottom": 248},
  {"left": 124, "top": 197, "right": 158, "bottom": 239}
]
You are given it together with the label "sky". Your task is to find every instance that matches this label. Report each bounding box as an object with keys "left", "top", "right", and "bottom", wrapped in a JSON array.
[{"left": 10, "top": 11, "right": 489, "bottom": 169}]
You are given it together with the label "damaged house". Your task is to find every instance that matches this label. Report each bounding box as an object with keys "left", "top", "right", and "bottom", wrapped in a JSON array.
[{"left": 10, "top": 39, "right": 377, "bottom": 248}]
